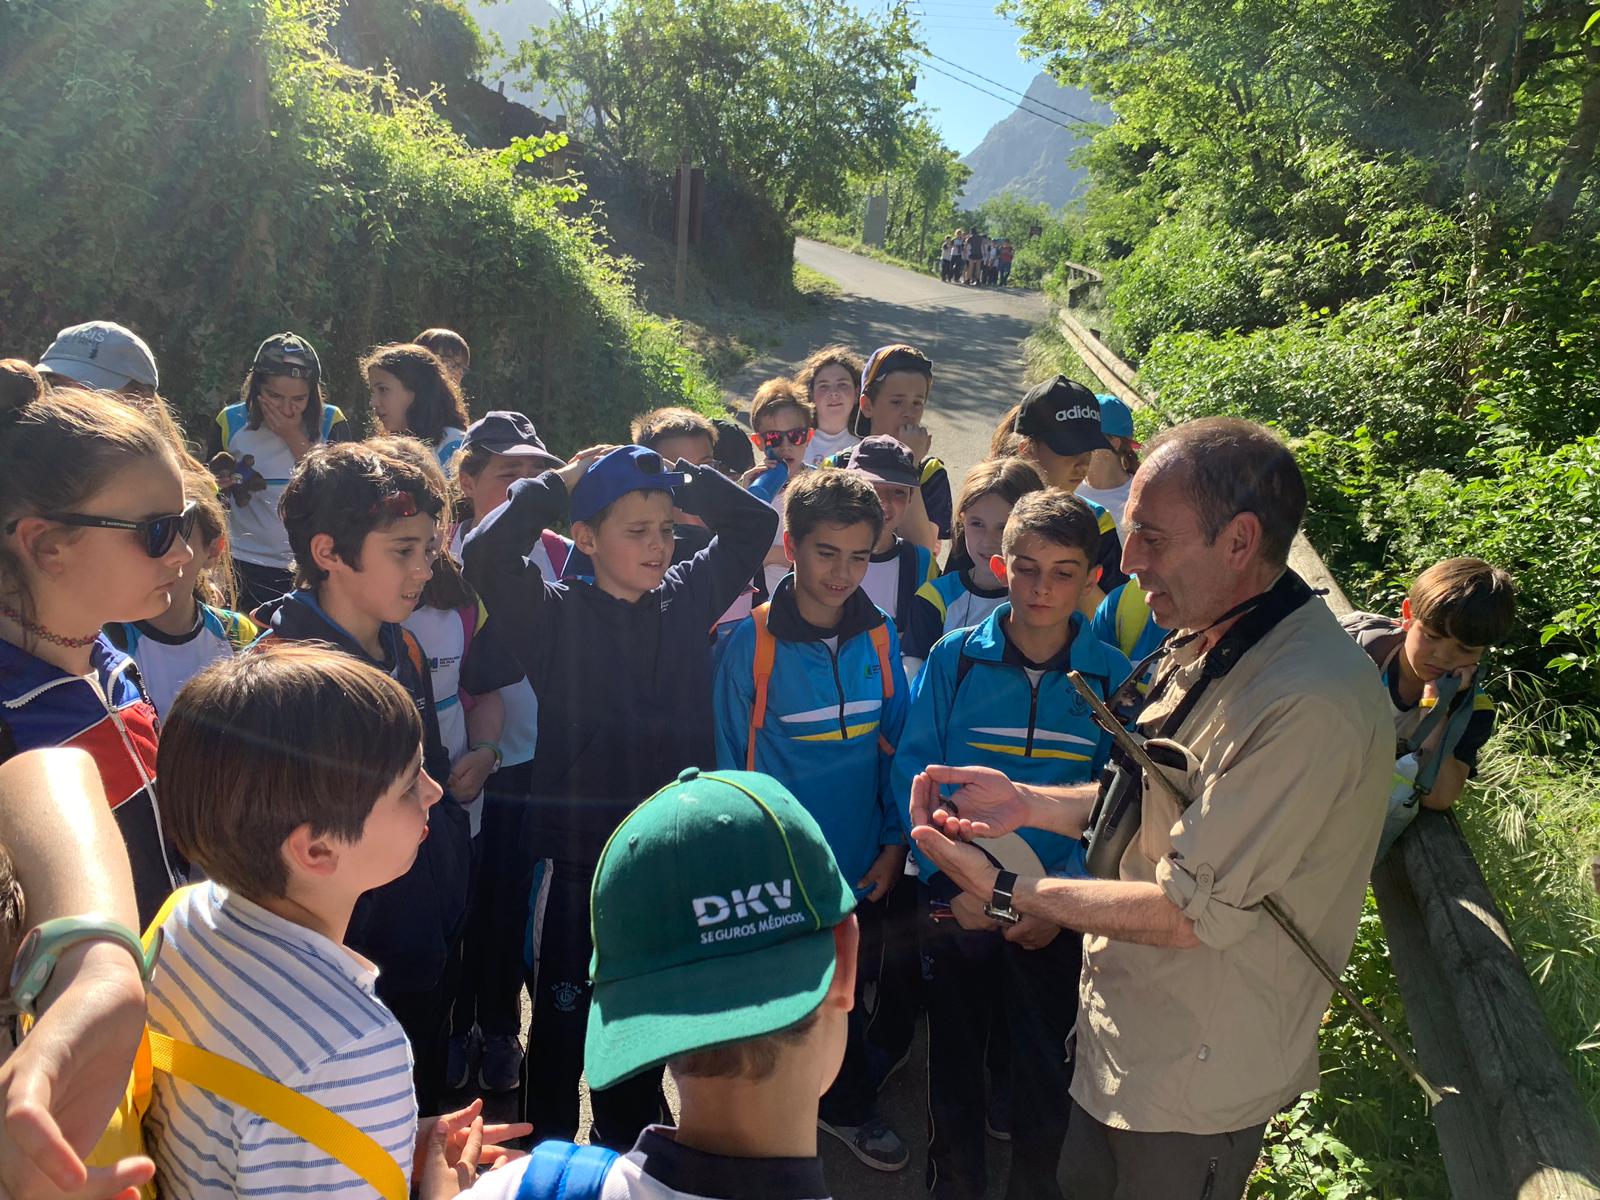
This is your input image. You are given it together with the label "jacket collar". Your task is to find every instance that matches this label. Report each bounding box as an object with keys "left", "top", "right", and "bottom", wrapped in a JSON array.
[
  {"left": 261, "top": 590, "right": 400, "bottom": 671},
  {"left": 767, "top": 575, "right": 886, "bottom": 644}
]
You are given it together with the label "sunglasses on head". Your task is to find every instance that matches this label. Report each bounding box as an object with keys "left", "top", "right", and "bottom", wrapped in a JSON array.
[
  {"left": 6, "top": 500, "right": 200, "bottom": 558},
  {"left": 754, "top": 428, "right": 812, "bottom": 449},
  {"left": 367, "top": 490, "right": 441, "bottom": 521}
]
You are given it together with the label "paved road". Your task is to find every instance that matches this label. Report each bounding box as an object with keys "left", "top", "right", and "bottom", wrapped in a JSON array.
[{"left": 725, "top": 238, "right": 1049, "bottom": 489}]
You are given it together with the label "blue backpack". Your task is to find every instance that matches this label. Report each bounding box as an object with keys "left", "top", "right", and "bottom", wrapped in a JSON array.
[{"left": 514, "top": 1141, "right": 621, "bottom": 1200}]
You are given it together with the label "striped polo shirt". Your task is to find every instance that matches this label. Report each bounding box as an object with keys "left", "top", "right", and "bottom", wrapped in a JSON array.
[{"left": 146, "top": 883, "right": 417, "bottom": 1198}]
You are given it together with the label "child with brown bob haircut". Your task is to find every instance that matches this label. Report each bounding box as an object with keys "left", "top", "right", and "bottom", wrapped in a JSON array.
[
  {"left": 146, "top": 646, "right": 441, "bottom": 1198},
  {"left": 795, "top": 344, "right": 864, "bottom": 466},
  {"left": 1343, "top": 556, "right": 1516, "bottom": 857}
]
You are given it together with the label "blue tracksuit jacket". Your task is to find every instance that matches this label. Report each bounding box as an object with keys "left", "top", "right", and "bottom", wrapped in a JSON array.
[
  {"left": 714, "top": 579, "right": 909, "bottom": 891},
  {"left": 892, "top": 604, "right": 1131, "bottom": 882}
]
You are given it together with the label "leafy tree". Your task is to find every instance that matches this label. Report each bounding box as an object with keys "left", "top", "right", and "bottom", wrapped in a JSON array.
[{"left": 511, "top": 0, "right": 919, "bottom": 217}]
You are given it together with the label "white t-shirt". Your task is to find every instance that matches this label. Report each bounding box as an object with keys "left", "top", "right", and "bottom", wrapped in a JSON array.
[
  {"left": 860, "top": 550, "right": 903, "bottom": 627},
  {"left": 403, "top": 602, "right": 487, "bottom": 831},
  {"left": 147, "top": 884, "right": 416, "bottom": 1200},
  {"left": 436, "top": 426, "right": 467, "bottom": 469},
  {"left": 109, "top": 605, "right": 256, "bottom": 717},
  {"left": 806, "top": 426, "right": 860, "bottom": 467},
  {"left": 220, "top": 424, "right": 306, "bottom": 570},
  {"left": 1077, "top": 478, "right": 1132, "bottom": 533}
]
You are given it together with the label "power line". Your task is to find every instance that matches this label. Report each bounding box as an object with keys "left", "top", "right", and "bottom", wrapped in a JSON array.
[
  {"left": 918, "top": 49, "right": 1099, "bottom": 125},
  {"left": 915, "top": 58, "right": 1087, "bottom": 133}
]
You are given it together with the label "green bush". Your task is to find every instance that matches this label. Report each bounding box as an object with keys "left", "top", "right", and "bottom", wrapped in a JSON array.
[
  {"left": 1106, "top": 212, "right": 1286, "bottom": 355},
  {"left": 0, "top": 0, "right": 720, "bottom": 454}
]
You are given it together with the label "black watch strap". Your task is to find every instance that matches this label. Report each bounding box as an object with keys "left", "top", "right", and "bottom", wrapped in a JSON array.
[{"left": 991, "top": 870, "right": 1018, "bottom": 908}]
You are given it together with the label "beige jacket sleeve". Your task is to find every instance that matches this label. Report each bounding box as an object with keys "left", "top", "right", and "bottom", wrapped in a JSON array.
[{"left": 1154, "top": 694, "right": 1372, "bottom": 949}]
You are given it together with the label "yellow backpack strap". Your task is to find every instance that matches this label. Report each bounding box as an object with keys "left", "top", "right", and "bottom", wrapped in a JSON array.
[
  {"left": 1115, "top": 583, "right": 1152, "bottom": 659},
  {"left": 147, "top": 1033, "right": 408, "bottom": 1200},
  {"left": 748, "top": 604, "right": 776, "bottom": 772}
]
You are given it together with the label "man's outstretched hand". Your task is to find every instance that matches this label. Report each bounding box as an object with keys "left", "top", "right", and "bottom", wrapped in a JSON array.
[{"left": 909, "top": 765, "right": 1030, "bottom": 841}]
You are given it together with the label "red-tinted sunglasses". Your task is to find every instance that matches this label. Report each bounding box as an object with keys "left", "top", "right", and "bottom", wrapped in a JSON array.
[
  {"left": 367, "top": 490, "right": 442, "bottom": 520},
  {"left": 753, "top": 428, "right": 813, "bottom": 449}
]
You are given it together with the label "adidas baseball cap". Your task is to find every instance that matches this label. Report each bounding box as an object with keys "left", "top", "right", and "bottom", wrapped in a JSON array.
[
  {"left": 36, "top": 321, "right": 159, "bottom": 392},
  {"left": 584, "top": 768, "right": 857, "bottom": 1090},
  {"left": 569, "top": 445, "right": 692, "bottom": 524},
  {"left": 1014, "top": 376, "right": 1111, "bottom": 458},
  {"left": 252, "top": 332, "right": 321, "bottom": 382}
]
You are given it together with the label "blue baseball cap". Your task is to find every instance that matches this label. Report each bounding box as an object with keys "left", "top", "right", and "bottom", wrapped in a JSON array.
[
  {"left": 1097, "top": 394, "right": 1138, "bottom": 445},
  {"left": 570, "top": 446, "right": 692, "bottom": 524}
]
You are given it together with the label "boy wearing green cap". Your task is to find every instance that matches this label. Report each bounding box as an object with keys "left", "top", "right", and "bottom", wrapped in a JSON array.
[{"left": 430, "top": 768, "right": 858, "bottom": 1200}]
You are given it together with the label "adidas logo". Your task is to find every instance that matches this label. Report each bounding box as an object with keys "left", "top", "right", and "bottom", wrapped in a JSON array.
[{"left": 1054, "top": 405, "right": 1099, "bottom": 422}]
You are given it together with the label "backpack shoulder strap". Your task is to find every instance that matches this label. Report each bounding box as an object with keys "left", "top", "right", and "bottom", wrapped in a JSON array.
[
  {"left": 896, "top": 543, "right": 924, "bottom": 629},
  {"left": 515, "top": 1141, "right": 621, "bottom": 1200},
  {"left": 147, "top": 1032, "right": 408, "bottom": 1200},
  {"left": 540, "top": 530, "right": 571, "bottom": 579},
  {"left": 869, "top": 621, "right": 896, "bottom": 756},
  {"left": 1114, "top": 584, "right": 1152, "bottom": 659},
  {"left": 1342, "top": 611, "right": 1406, "bottom": 674},
  {"left": 399, "top": 626, "right": 427, "bottom": 680},
  {"left": 747, "top": 604, "right": 776, "bottom": 771}
]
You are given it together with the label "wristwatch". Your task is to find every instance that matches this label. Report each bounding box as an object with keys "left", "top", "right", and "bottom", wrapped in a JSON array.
[
  {"left": 6, "top": 916, "right": 151, "bottom": 1018},
  {"left": 984, "top": 870, "right": 1021, "bottom": 925}
]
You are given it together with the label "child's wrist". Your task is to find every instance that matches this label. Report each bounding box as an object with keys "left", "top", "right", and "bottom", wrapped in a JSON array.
[{"left": 470, "top": 741, "right": 503, "bottom": 770}]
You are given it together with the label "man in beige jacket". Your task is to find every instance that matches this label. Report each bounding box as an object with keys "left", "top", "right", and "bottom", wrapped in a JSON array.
[{"left": 909, "top": 417, "right": 1390, "bottom": 1200}]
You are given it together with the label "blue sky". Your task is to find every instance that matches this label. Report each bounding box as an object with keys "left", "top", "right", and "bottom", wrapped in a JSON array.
[{"left": 869, "top": 2, "right": 1043, "bottom": 157}]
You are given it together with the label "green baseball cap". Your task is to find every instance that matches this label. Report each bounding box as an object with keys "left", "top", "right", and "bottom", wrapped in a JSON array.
[{"left": 585, "top": 768, "right": 857, "bottom": 1090}]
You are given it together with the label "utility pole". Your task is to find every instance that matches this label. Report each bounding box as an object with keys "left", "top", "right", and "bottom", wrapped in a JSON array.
[{"left": 674, "top": 150, "right": 693, "bottom": 308}]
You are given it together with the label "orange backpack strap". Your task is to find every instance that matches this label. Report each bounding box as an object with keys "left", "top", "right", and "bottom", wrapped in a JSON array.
[
  {"left": 870, "top": 621, "right": 896, "bottom": 755},
  {"left": 748, "top": 604, "right": 776, "bottom": 772}
]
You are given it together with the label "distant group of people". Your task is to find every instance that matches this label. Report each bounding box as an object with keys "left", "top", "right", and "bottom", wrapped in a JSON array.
[
  {"left": 940, "top": 230, "right": 1013, "bottom": 287},
  {"left": 0, "top": 311, "right": 1521, "bottom": 1200}
]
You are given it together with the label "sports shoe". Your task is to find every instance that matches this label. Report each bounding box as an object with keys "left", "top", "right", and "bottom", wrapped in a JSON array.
[
  {"left": 478, "top": 1032, "right": 525, "bottom": 1093},
  {"left": 447, "top": 1026, "right": 482, "bottom": 1092},
  {"left": 818, "top": 1115, "right": 909, "bottom": 1172}
]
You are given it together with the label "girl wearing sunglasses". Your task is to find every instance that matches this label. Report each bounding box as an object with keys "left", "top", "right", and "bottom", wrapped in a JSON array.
[
  {"left": 0, "top": 361, "right": 195, "bottom": 923},
  {"left": 740, "top": 378, "right": 815, "bottom": 597}
]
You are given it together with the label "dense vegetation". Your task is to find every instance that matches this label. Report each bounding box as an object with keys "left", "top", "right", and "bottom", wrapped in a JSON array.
[
  {"left": 0, "top": 0, "right": 723, "bottom": 450},
  {"left": 1011, "top": 1, "right": 1600, "bottom": 1192}
]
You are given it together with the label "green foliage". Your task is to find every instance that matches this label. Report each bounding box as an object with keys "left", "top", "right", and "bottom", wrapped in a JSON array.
[
  {"left": 0, "top": 0, "right": 721, "bottom": 454},
  {"left": 795, "top": 113, "right": 970, "bottom": 268},
  {"left": 513, "top": 0, "right": 918, "bottom": 218},
  {"left": 331, "top": 0, "right": 491, "bottom": 91}
]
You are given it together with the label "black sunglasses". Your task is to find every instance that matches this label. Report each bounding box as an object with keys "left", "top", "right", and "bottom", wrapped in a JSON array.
[{"left": 7, "top": 500, "right": 200, "bottom": 558}]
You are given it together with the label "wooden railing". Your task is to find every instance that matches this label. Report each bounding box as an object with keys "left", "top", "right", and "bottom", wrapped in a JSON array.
[{"left": 1059, "top": 308, "right": 1600, "bottom": 1199}]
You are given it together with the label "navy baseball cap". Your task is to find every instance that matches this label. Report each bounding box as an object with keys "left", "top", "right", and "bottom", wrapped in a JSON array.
[
  {"left": 1014, "top": 377, "right": 1110, "bottom": 457},
  {"left": 252, "top": 332, "right": 321, "bottom": 381},
  {"left": 463, "top": 411, "right": 563, "bottom": 469},
  {"left": 570, "top": 446, "right": 692, "bottom": 524},
  {"left": 845, "top": 435, "right": 920, "bottom": 488}
]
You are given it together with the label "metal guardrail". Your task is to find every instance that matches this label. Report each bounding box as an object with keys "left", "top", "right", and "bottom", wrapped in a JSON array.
[{"left": 1059, "top": 308, "right": 1600, "bottom": 1200}]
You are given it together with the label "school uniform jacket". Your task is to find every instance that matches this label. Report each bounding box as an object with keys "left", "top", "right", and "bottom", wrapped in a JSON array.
[
  {"left": 0, "top": 635, "right": 183, "bottom": 923},
  {"left": 461, "top": 463, "right": 779, "bottom": 869},
  {"left": 253, "top": 591, "right": 504, "bottom": 994},
  {"left": 902, "top": 569, "right": 1009, "bottom": 662},
  {"left": 891, "top": 605, "right": 1131, "bottom": 883},
  {"left": 713, "top": 579, "right": 909, "bottom": 890}
]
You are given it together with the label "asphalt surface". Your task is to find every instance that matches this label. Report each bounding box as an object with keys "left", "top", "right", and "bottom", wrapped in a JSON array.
[
  {"left": 725, "top": 238, "right": 1049, "bottom": 488},
  {"left": 457, "top": 241, "right": 1040, "bottom": 1198}
]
